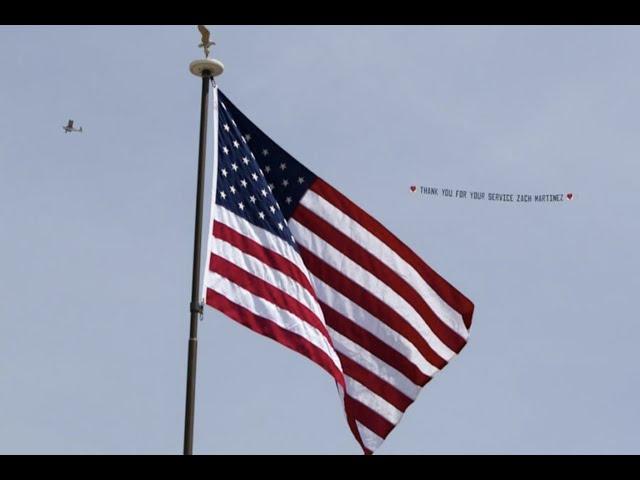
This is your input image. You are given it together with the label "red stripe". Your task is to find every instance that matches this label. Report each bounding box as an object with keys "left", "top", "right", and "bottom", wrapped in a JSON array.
[
  {"left": 293, "top": 204, "right": 467, "bottom": 353},
  {"left": 309, "top": 178, "right": 475, "bottom": 329},
  {"left": 298, "top": 245, "right": 448, "bottom": 370},
  {"left": 339, "top": 353, "right": 412, "bottom": 412},
  {"left": 343, "top": 401, "right": 370, "bottom": 455},
  {"left": 209, "top": 254, "right": 333, "bottom": 345},
  {"left": 321, "top": 301, "right": 431, "bottom": 387},
  {"left": 344, "top": 394, "right": 395, "bottom": 440},
  {"left": 206, "top": 288, "right": 345, "bottom": 388},
  {"left": 213, "top": 220, "right": 316, "bottom": 297}
]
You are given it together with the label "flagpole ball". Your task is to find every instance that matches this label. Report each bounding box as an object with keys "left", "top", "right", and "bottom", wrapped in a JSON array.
[{"left": 189, "top": 58, "right": 224, "bottom": 77}]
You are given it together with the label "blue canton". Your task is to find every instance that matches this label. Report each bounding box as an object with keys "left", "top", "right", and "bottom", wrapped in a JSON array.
[
  {"left": 218, "top": 90, "right": 317, "bottom": 222},
  {"left": 216, "top": 92, "right": 304, "bottom": 248}
]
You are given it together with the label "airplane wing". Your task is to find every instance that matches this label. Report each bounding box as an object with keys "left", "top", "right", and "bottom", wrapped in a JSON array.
[{"left": 67, "top": 120, "right": 74, "bottom": 128}]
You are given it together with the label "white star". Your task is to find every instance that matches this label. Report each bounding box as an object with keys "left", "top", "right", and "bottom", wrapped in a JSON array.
[
  {"left": 261, "top": 189, "right": 268, "bottom": 197},
  {"left": 262, "top": 149, "right": 269, "bottom": 156},
  {"left": 278, "top": 222, "right": 284, "bottom": 230},
  {"left": 269, "top": 205, "right": 276, "bottom": 214},
  {"left": 282, "top": 179, "right": 289, "bottom": 187},
  {"left": 230, "top": 186, "right": 237, "bottom": 194},
  {"left": 221, "top": 168, "right": 228, "bottom": 177},
  {"left": 285, "top": 197, "right": 292, "bottom": 204},
  {"left": 258, "top": 211, "right": 265, "bottom": 220},
  {"left": 242, "top": 156, "right": 249, "bottom": 165},
  {"left": 251, "top": 173, "right": 258, "bottom": 181},
  {"left": 233, "top": 140, "right": 240, "bottom": 148},
  {"left": 238, "top": 202, "right": 245, "bottom": 211},
  {"left": 222, "top": 146, "right": 229, "bottom": 155},
  {"left": 240, "top": 179, "right": 248, "bottom": 188},
  {"left": 298, "top": 176, "right": 305, "bottom": 184},
  {"left": 220, "top": 191, "right": 227, "bottom": 199},
  {"left": 264, "top": 165, "right": 271, "bottom": 173},
  {"left": 231, "top": 163, "right": 238, "bottom": 171},
  {"left": 249, "top": 195, "right": 256, "bottom": 203},
  {"left": 223, "top": 124, "right": 230, "bottom": 132},
  {"left": 280, "top": 162, "right": 286, "bottom": 170},
  {"left": 245, "top": 133, "right": 252, "bottom": 141}
]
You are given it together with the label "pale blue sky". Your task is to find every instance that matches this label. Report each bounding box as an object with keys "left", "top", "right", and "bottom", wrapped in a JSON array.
[{"left": 1, "top": 25, "right": 639, "bottom": 454}]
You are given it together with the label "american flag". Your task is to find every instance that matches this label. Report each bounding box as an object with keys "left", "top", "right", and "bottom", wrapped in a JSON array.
[{"left": 203, "top": 86, "right": 474, "bottom": 454}]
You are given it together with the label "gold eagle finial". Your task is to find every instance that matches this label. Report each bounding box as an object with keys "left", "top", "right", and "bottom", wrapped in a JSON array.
[{"left": 197, "top": 25, "right": 215, "bottom": 58}]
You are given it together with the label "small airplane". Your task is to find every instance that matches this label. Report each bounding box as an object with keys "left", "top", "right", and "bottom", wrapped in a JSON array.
[{"left": 62, "top": 119, "right": 83, "bottom": 133}]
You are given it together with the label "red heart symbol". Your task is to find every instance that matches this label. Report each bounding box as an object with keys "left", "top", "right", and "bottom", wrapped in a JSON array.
[
  {"left": 410, "top": 185, "right": 416, "bottom": 192},
  {"left": 567, "top": 193, "right": 573, "bottom": 200}
]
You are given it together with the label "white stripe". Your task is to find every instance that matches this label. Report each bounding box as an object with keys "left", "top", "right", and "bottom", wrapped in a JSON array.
[
  {"left": 328, "top": 327, "right": 420, "bottom": 400},
  {"left": 356, "top": 421, "right": 384, "bottom": 452},
  {"left": 312, "top": 274, "right": 438, "bottom": 377},
  {"left": 290, "top": 220, "right": 456, "bottom": 362},
  {"left": 215, "top": 205, "right": 311, "bottom": 283},
  {"left": 301, "top": 190, "right": 469, "bottom": 340},
  {"left": 345, "top": 376, "right": 403, "bottom": 426},
  {"left": 207, "top": 273, "right": 342, "bottom": 372},
  {"left": 208, "top": 231, "right": 326, "bottom": 324}
]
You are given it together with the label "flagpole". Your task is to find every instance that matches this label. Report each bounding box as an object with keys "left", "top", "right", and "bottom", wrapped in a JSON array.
[{"left": 184, "top": 52, "right": 224, "bottom": 456}]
